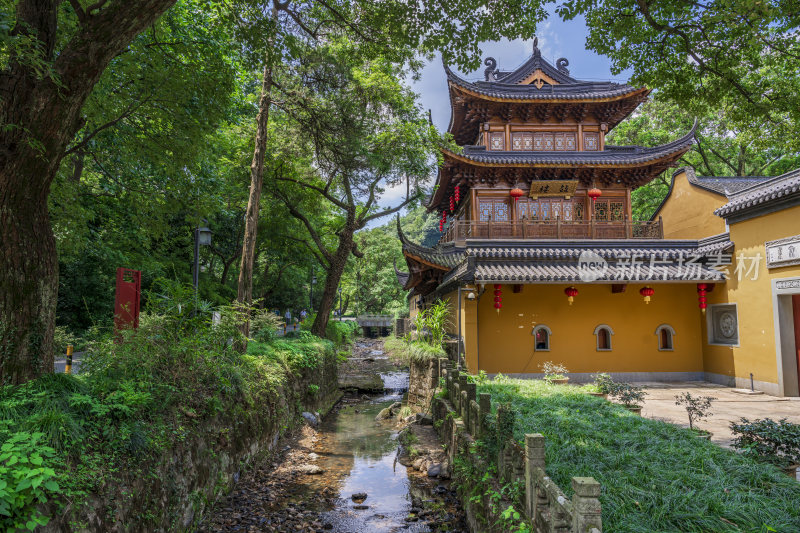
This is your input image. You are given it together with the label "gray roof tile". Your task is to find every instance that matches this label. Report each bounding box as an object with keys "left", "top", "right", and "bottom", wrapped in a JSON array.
[{"left": 715, "top": 168, "right": 800, "bottom": 218}]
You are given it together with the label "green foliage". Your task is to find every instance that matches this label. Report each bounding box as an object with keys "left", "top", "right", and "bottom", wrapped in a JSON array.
[
  {"left": 559, "top": 0, "right": 800, "bottom": 153},
  {"left": 413, "top": 299, "right": 451, "bottom": 348},
  {"left": 0, "top": 432, "right": 60, "bottom": 531},
  {"left": 539, "top": 361, "right": 568, "bottom": 383},
  {"left": 249, "top": 308, "right": 284, "bottom": 343},
  {"left": 0, "top": 281, "right": 333, "bottom": 525},
  {"left": 384, "top": 336, "right": 445, "bottom": 363},
  {"left": 477, "top": 379, "right": 800, "bottom": 531},
  {"left": 675, "top": 392, "right": 716, "bottom": 430},
  {"left": 592, "top": 373, "right": 615, "bottom": 395},
  {"left": 608, "top": 382, "right": 646, "bottom": 408},
  {"left": 730, "top": 418, "right": 800, "bottom": 467}
]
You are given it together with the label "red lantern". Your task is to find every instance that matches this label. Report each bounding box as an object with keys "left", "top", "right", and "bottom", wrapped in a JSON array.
[
  {"left": 697, "top": 283, "right": 708, "bottom": 311},
  {"left": 450, "top": 194, "right": 455, "bottom": 213},
  {"left": 564, "top": 286, "right": 578, "bottom": 305},
  {"left": 588, "top": 187, "right": 602, "bottom": 206},
  {"left": 510, "top": 188, "right": 525, "bottom": 203},
  {"left": 454, "top": 186, "right": 460, "bottom": 203},
  {"left": 494, "top": 284, "right": 502, "bottom": 313},
  {"left": 639, "top": 286, "right": 654, "bottom": 304}
]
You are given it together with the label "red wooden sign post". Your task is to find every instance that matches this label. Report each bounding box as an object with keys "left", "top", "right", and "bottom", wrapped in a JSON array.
[{"left": 114, "top": 268, "right": 141, "bottom": 332}]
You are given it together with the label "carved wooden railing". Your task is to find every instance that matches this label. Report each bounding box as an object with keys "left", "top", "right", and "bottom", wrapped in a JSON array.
[
  {"left": 433, "top": 360, "right": 602, "bottom": 533},
  {"left": 438, "top": 217, "right": 663, "bottom": 244}
]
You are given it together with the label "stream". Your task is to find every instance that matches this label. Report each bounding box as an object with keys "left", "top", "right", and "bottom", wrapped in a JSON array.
[{"left": 201, "top": 364, "right": 466, "bottom": 533}]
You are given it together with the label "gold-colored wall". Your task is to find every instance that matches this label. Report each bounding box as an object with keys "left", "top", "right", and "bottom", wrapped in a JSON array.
[
  {"left": 702, "top": 205, "right": 800, "bottom": 391},
  {"left": 464, "top": 284, "right": 704, "bottom": 375},
  {"left": 658, "top": 170, "right": 728, "bottom": 239}
]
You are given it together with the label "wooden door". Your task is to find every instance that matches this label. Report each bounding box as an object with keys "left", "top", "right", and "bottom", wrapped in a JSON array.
[{"left": 793, "top": 295, "right": 800, "bottom": 393}]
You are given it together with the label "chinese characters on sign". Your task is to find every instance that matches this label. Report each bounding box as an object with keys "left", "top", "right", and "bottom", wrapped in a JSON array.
[
  {"left": 765, "top": 235, "right": 800, "bottom": 268},
  {"left": 528, "top": 180, "right": 579, "bottom": 199}
]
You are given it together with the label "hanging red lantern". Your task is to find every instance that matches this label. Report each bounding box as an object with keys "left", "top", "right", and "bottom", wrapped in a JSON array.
[
  {"left": 697, "top": 283, "right": 708, "bottom": 311},
  {"left": 639, "top": 286, "right": 654, "bottom": 304},
  {"left": 588, "top": 186, "right": 602, "bottom": 207},
  {"left": 454, "top": 185, "right": 460, "bottom": 203},
  {"left": 450, "top": 194, "right": 455, "bottom": 213},
  {"left": 510, "top": 188, "right": 525, "bottom": 203},
  {"left": 493, "top": 284, "right": 502, "bottom": 313},
  {"left": 564, "top": 286, "right": 578, "bottom": 305}
]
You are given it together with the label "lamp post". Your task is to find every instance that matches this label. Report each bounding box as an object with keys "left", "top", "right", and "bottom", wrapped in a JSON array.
[
  {"left": 309, "top": 267, "right": 316, "bottom": 309},
  {"left": 193, "top": 224, "right": 212, "bottom": 307},
  {"left": 338, "top": 286, "right": 342, "bottom": 320}
]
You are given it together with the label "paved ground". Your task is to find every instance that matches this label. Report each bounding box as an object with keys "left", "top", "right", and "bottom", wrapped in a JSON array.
[{"left": 639, "top": 381, "right": 800, "bottom": 448}]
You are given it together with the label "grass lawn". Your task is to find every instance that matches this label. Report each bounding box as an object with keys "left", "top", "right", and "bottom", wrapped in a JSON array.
[{"left": 478, "top": 378, "right": 800, "bottom": 533}]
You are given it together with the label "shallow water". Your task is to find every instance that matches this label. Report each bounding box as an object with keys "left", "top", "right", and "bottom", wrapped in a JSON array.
[{"left": 272, "top": 371, "right": 449, "bottom": 532}]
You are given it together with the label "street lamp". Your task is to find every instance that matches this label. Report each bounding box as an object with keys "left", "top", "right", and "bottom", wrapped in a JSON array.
[
  {"left": 338, "top": 286, "right": 342, "bottom": 320},
  {"left": 309, "top": 267, "right": 317, "bottom": 309},
  {"left": 193, "top": 224, "right": 212, "bottom": 298}
]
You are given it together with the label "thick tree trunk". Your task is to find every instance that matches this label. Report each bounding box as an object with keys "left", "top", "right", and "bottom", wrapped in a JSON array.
[
  {"left": 311, "top": 232, "right": 354, "bottom": 338},
  {"left": 236, "top": 4, "right": 277, "bottom": 341},
  {"left": 0, "top": 0, "right": 178, "bottom": 384}
]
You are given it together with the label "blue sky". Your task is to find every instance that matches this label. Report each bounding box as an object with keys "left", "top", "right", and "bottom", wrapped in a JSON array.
[{"left": 371, "top": 11, "right": 633, "bottom": 226}]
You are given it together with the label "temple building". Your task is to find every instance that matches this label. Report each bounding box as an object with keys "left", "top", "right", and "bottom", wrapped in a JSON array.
[{"left": 396, "top": 40, "right": 800, "bottom": 396}]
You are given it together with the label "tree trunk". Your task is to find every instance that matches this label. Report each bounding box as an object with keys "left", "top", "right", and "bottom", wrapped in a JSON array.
[
  {"left": 311, "top": 232, "right": 355, "bottom": 337},
  {"left": 0, "top": 0, "right": 178, "bottom": 384},
  {"left": 236, "top": 3, "right": 277, "bottom": 341}
]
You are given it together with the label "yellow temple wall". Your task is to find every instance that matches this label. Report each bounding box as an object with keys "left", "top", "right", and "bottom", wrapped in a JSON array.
[
  {"left": 657, "top": 170, "right": 728, "bottom": 239},
  {"left": 470, "top": 283, "right": 704, "bottom": 376},
  {"left": 701, "top": 205, "right": 800, "bottom": 394}
]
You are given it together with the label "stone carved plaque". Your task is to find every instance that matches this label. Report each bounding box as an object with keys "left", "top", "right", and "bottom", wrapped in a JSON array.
[{"left": 766, "top": 235, "right": 800, "bottom": 268}]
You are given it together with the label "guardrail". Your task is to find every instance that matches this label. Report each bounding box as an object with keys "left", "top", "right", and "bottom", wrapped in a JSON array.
[{"left": 439, "top": 218, "right": 663, "bottom": 244}]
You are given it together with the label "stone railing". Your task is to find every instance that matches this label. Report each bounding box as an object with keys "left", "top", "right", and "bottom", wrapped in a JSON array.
[{"left": 434, "top": 360, "right": 602, "bottom": 533}]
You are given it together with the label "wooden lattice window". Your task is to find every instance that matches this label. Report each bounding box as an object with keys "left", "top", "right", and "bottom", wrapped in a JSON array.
[
  {"left": 594, "top": 200, "right": 609, "bottom": 221},
  {"left": 584, "top": 132, "right": 599, "bottom": 151},
  {"left": 489, "top": 132, "right": 505, "bottom": 151},
  {"left": 554, "top": 133, "right": 576, "bottom": 151},
  {"left": 610, "top": 201, "right": 625, "bottom": 221},
  {"left": 478, "top": 199, "right": 510, "bottom": 221},
  {"left": 511, "top": 132, "right": 533, "bottom": 151}
]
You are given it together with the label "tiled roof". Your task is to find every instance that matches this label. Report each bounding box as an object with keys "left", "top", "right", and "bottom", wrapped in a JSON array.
[
  {"left": 452, "top": 123, "right": 695, "bottom": 166},
  {"left": 715, "top": 168, "right": 800, "bottom": 219},
  {"left": 696, "top": 233, "right": 734, "bottom": 256},
  {"left": 473, "top": 261, "right": 725, "bottom": 283},
  {"left": 446, "top": 66, "right": 642, "bottom": 101},
  {"left": 683, "top": 166, "right": 772, "bottom": 196},
  {"left": 393, "top": 259, "right": 409, "bottom": 287},
  {"left": 466, "top": 240, "right": 702, "bottom": 261},
  {"left": 397, "top": 217, "right": 465, "bottom": 270}
]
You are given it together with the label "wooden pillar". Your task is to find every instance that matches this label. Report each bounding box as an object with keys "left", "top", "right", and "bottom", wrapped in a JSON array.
[
  {"left": 505, "top": 123, "right": 511, "bottom": 151},
  {"left": 577, "top": 124, "right": 584, "bottom": 151}
]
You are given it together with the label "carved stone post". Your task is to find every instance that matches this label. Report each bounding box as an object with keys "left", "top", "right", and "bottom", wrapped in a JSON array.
[
  {"left": 525, "top": 434, "right": 546, "bottom": 519},
  {"left": 458, "top": 375, "right": 468, "bottom": 416},
  {"left": 461, "top": 390, "right": 469, "bottom": 429},
  {"left": 571, "top": 477, "right": 602, "bottom": 533},
  {"left": 478, "top": 393, "right": 491, "bottom": 438},
  {"left": 450, "top": 369, "right": 459, "bottom": 405}
]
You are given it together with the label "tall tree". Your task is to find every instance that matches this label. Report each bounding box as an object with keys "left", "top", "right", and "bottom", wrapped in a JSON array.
[
  {"left": 270, "top": 40, "right": 447, "bottom": 337},
  {"left": 0, "top": 0, "right": 184, "bottom": 384},
  {"left": 229, "top": 0, "right": 547, "bottom": 339},
  {"left": 558, "top": 0, "right": 800, "bottom": 151}
]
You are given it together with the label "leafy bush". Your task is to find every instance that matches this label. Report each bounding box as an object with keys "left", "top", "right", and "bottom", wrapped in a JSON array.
[
  {"left": 592, "top": 372, "right": 614, "bottom": 394},
  {"left": 675, "top": 392, "right": 715, "bottom": 430},
  {"left": 609, "top": 382, "right": 646, "bottom": 407},
  {"left": 477, "top": 379, "right": 800, "bottom": 532},
  {"left": 539, "top": 361, "right": 568, "bottom": 383},
  {"left": 0, "top": 432, "right": 60, "bottom": 531},
  {"left": 249, "top": 307, "right": 284, "bottom": 343},
  {"left": 730, "top": 418, "right": 800, "bottom": 467},
  {"left": 413, "top": 299, "right": 451, "bottom": 348}
]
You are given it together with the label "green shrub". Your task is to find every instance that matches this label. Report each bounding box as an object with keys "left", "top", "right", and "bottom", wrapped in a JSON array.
[
  {"left": 413, "top": 299, "right": 450, "bottom": 348},
  {"left": 730, "top": 417, "right": 800, "bottom": 467},
  {"left": 0, "top": 432, "right": 60, "bottom": 531},
  {"left": 477, "top": 379, "right": 800, "bottom": 532},
  {"left": 592, "top": 372, "right": 614, "bottom": 394}
]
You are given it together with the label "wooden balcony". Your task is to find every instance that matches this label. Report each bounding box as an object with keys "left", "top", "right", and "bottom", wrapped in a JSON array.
[{"left": 439, "top": 217, "right": 664, "bottom": 244}]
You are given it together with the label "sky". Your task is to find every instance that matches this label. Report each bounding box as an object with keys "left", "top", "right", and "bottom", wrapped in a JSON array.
[{"left": 370, "top": 10, "right": 633, "bottom": 227}]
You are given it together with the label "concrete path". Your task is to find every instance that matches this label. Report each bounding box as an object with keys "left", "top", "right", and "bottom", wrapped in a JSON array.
[{"left": 639, "top": 381, "right": 800, "bottom": 448}]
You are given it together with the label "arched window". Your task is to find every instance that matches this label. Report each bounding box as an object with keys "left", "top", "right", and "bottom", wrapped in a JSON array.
[
  {"left": 655, "top": 324, "right": 676, "bottom": 351},
  {"left": 532, "top": 325, "right": 552, "bottom": 351},
  {"left": 593, "top": 324, "right": 614, "bottom": 351}
]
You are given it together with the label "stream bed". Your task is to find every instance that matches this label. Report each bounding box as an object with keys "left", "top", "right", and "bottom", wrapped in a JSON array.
[{"left": 201, "top": 368, "right": 466, "bottom": 533}]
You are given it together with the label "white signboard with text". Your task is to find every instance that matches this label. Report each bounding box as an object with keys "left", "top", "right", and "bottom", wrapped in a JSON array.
[{"left": 766, "top": 235, "right": 800, "bottom": 268}]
